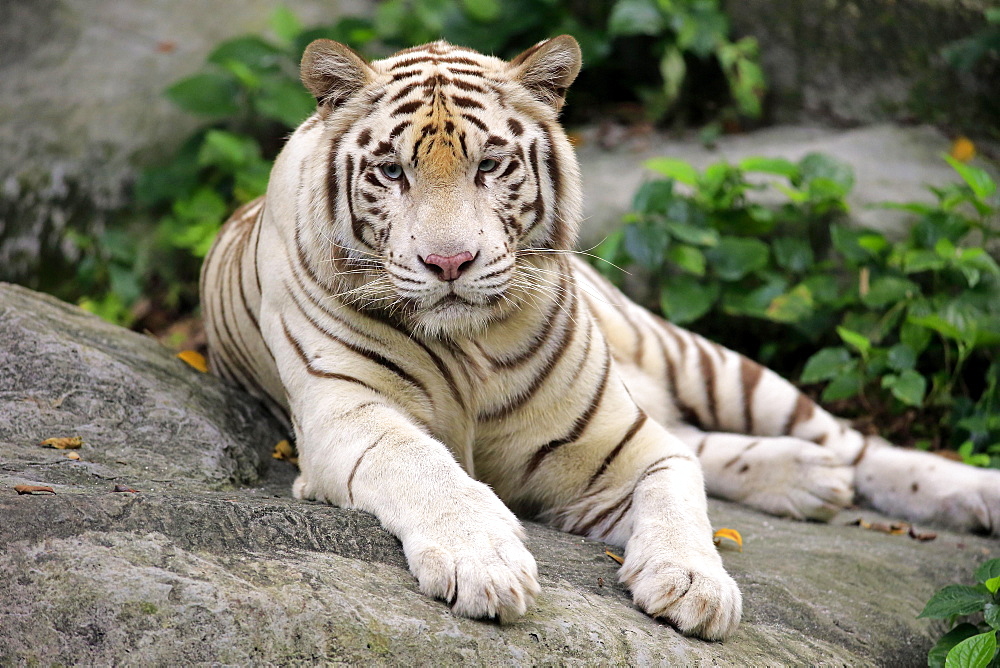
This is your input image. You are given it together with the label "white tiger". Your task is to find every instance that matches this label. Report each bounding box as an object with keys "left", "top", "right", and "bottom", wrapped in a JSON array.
[{"left": 200, "top": 35, "right": 1000, "bottom": 641}]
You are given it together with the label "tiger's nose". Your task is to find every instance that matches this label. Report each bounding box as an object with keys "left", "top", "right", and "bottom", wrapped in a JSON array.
[{"left": 421, "top": 251, "right": 476, "bottom": 281}]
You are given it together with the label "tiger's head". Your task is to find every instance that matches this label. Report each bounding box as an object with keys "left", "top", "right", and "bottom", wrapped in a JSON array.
[{"left": 294, "top": 36, "right": 583, "bottom": 338}]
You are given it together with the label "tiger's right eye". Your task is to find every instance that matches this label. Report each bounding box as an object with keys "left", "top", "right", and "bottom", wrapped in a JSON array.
[{"left": 380, "top": 163, "right": 404, "bottom": 180}]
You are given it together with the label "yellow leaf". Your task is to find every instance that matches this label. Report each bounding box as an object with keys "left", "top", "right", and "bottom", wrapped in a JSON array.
[
  {"left": 39, "top": 436, "right": 83, "bottom": 449},
  {"left": 65, "top": 451, "right": 81, "bottom": 460},
  {"left": 177, "top": 350, "right": 208, "bottom": 373},
  {"left": 272, "top": 439, "right": 298, "bottom": 464},
  {"left": 14, "top": 484, "right": 55, "bottom": 495},
  {"left": 713, "top": 527, "right": 743, "bottom": 551},
  {"left": 949, "top": 136, "right": 976, "bottom": 163},
  {"left": 605, "top": 549, "right": 624, "bottom": 565}
]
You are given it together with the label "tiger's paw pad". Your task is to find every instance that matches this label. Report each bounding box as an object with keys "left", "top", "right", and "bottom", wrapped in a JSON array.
[
  {"left": 403, "top": 484, "right": 539, "bottom": 622},
  {"left": 406, "top": 530, "right": 539, "bottom": 622},
  {"left": 621, "top": 555, "right": 742, "bottom": 640}
]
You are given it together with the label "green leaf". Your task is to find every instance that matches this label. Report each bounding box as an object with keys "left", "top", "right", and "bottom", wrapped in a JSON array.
[
  {"left": 918, "top": 584, "right": 992, "bottom": 618},
  {"left": 772, "top": 237, "right": 814, "bottom": 273},
  {"left": 738, "top": 156, "right": 798, "bottom": 178},
  {"left": 976, "top": 560, "right": 1000, "bottom": 585},
  {"left": 987, "top": 603, "right": 1000, "bottom": 629},
  {"left": 706, "top": 237, "right": 769, "bottom": 281},
  {"left": 632, "top": 180, "right": 677, "bottom": 214},
  {"left": 254, "top": 75, "right": 316, "bottom": 127},
  {"left": 944, "top": 154, "right": 997, "bottom": 201},
  {"left": 929, "top": 624, "right": 982, "bottom": 668},
  {"left": 644, "top": 157, "right": 700, "bottom": 186},
  {"left": 660, "top": 276, "right": 720, "bottom": 324},
  {"left": 836, "top": 326, "right": 871, "bottom": 357},
  {"left": 623, "top": 221, "right": 669, "bottom": 270},
  {"left": 270, "top": 6, "right": 302, "bottom": 45},
  {"left": 667, "top": 244, "right": 707, "bottom": 276},
  {"left": 945, "top": 631, "right": 996, "bottom": 668},
  {"left": 801, "top": 347, "right": 852, "bottom": 383},
  {"left": 765, "top": 284, "right": 814, "bottom": 323},
  {"left": 666, "top": 220, "right": 719, "bottom": 247},
  {"left": 462, "top": 0, "right": 501, "bottom": 22},
  {"left": 908, "top": 313, "right": 965, "bottom": 342},
  {"left": 900, "top": 320, "right": 933, "bottom": 354},
  {"left": 862, "top": 276, "right": 920, "bottom": 308},
  {"left": 882, "top": 369, "right": 926, "bottom": 406},
  {"left": 197, "top": 130, "right": 261, "bottom": 172},
  {"left": 821, "top": 369, "right": 864, "bottom": 402},
  {"left": 903, "top": 248, "right": 948, "bottom": 274},
  {"left": 608, "top": 0, "right": 666, "bottom": 36},
  {"left": 798, "top": 152, "right": 854, "bottom": 194},
  {"left": 986, "top": 578, "right": 1000, "bottom": 596},
  {"left": 208, "top": 36, "right": 283, "bottom": 72},
  {"left": 886, "top": 343, "right": 917, "bottom": 372},
  {"left": 165, "top": 73, "right": 240, "bottom": 116}
]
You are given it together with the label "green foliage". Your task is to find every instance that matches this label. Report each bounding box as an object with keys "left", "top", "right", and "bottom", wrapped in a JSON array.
[
  {"left": 920, "top": 559, "right": 1000, "bottom": 668},
  {"left": 596, "top": 154, "right": 1000, "bottom": 460}
]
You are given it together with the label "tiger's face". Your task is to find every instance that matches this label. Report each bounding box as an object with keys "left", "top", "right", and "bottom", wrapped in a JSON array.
[{"left": 299, "top": 37, "right": 583, "bottom": 338}]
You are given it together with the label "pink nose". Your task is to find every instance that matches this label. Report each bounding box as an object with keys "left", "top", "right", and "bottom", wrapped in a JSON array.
[{"left": 421, "top": 251, "right": 476, "bottom": 281}]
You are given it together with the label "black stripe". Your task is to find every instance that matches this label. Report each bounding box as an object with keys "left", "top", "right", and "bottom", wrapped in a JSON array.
[
  {"left": 586, "top": 411, "right": 648, "bottom": 489},
  {"left": 461, "top": 113, "right": 488, "bottom": 132},
  {"left": 524, "top": 347, "right": 612, "bottom": 479},
  {"left": 281, "top": 317, "right": 378, "bottom": 390}
]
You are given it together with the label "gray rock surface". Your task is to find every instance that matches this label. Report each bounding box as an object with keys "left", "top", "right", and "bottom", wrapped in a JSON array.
[
  {"left": 1, "top": 281, "right": 997, "bottom": 665},
  {"left": 726, "top": 0, "right": 998, "bottom": 129}
]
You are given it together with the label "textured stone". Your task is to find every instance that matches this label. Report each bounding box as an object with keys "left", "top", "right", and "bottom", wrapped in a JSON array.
[{"left": 0, "top": 282, "right": 997, "bottom": 664}]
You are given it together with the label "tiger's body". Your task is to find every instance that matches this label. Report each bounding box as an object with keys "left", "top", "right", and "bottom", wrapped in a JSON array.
[{"left": 201, "top": 36, "right": 1000, "bottom": 641}]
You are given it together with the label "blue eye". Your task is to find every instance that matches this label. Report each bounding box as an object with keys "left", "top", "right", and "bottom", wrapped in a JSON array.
[
  {"left": 478, "top": 158, "right": 499, "bottom": 173},
  {"left": 380, "top": 163, "right": 403, "bottom": 180}
]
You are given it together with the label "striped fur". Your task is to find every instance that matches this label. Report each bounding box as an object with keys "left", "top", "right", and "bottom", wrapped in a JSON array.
[{"left": 201, "top": 36, "right": 1000, "bottom": 641}]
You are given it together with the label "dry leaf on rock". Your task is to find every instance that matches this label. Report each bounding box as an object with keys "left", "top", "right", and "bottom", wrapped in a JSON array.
[
  {"left": 713, "top": 527, "right": 744, "bottom": 552},
  {"left": 14, "top": 485, "right": 55, "bottom": 495},
  {"left": 112, "top": 485, "right": 140, "bottom": 493},
  {"left": 272, "top": 439, "right": 298, "bottom": 464},
  {"left": 177, "top": 350, "right": 208, "bottom": 373},
  {"left": 65, "top": 452, "right": 81, "bottom": 460},
  {"left": 39, "top": 436, "right": 82, "bottom": 449},
  {"left": 605, "top": 550, "right": 624, "bottom": 565}
]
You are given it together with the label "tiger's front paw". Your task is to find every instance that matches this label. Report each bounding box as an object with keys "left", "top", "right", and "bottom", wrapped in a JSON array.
[
  {"left": 620, "top": 548, "right": 742, "bottom": 640},
  {"left": 403, "top": 481, "right": 540, "bottom": 622}
]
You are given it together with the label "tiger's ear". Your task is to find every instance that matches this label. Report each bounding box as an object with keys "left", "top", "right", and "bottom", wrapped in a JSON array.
[
  {"left": 510, "top": 35, "right": 582, "bottom": 111},
  {"left": 300, "top": 39, "right": 376, "bottom": 108}
]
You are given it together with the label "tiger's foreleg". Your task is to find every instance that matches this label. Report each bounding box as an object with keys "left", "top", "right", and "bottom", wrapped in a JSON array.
[
  {"left": 269, "top": 330, "right": 539, "bottom": 621},
  {"left": 541, "top": 402, "right": 742, "bottom": 640}
]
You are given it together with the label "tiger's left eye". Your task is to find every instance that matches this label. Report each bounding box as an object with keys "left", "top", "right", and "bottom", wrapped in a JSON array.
[{"left": 478, "top": 158, "right": 499, "bottom": 173}]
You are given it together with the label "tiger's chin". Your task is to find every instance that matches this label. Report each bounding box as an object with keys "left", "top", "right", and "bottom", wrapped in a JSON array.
[{"left": 408, "top": 294, "right": 501, "bottom": 340}]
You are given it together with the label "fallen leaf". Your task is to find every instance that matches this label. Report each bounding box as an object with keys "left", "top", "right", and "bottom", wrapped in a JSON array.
[
  {"left": 39, "top": 436, "right": 83, "bottom": 449},
  {"left": 908, "top": 526, "right": 937, "bottom": 542},
  {"left": 272, "top": 439, "right": 298, "bottom": 464},
  {"left": 849, "top": 517, "right": 910, "bottom": 535},
  {"left": 177, "top": 350, "right": 208, "bottom": 373},
  {"left": 950, "top": 136, "right": 976, "bottom": 162},
  {"left": 605, "top": 550, "right": 624, "bottom": 565},
  {"left": 14, "top": 485, "right": 55, "bottom": 495},
  {"left": 156, "top": 41, "right": 177, "bottom": 54},
  {"left": 65, "top": 451, "right": 81, "bottom": 460},
  {"left": 112, "top": 485, "right": 140, "bottom": 493},
  {"left": 713, "top": 527, "right": 744, "bottom": 552},
  {"left": 597, "top": 577, "right": 605, "bottom": 588}
]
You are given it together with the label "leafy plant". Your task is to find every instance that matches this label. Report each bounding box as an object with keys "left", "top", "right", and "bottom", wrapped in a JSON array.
[
  {"left": 919, "top": 558, "right": 1000, "bottom": 668},
  {"left": 595, "top": 153, "right": 1000, "bottom": 461}
]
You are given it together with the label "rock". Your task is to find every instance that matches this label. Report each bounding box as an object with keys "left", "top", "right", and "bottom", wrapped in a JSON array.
[
  {"left": 0, "top": 282, "right": 996, "bottom": 664},
  {"left": 726, "top": 0, "right": 999, "bottom": 131}
]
